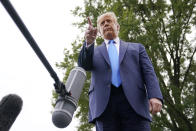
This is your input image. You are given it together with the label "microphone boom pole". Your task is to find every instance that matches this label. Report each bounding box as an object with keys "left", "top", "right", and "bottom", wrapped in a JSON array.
[
  {"left": 0, "top": 0, "right": 66, "bottom": 96},
  {"left": 0, "top": 1, "right": 86, "bottom": 128}
]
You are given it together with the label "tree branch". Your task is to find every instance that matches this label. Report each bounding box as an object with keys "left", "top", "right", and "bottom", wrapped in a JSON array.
[
  {"left": 164, "top": 96, "right": 192, "bottom": 130},
  {"left": 179, "top": 2, "right": 195, "bottom": 58},
  {"left": 182, "top": 46, "right": 196, "bottom": 86}
]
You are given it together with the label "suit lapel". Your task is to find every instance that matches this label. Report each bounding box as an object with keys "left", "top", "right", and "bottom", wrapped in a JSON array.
[
  {"left": 98, "top": 40, "right": 128, "bottom": 66},
  {"left": 99, "top": 42, "right": 111, "bottom": 66},
  {"left": 119, "top": 40, "right": 128, "bottom": 65}
]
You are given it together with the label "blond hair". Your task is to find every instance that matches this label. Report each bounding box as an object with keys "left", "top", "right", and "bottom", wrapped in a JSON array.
[{"left": 97, "top": 12, "right": 119, "bottom": 32}]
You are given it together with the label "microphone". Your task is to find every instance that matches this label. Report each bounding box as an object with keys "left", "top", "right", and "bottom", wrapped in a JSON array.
[
  {"left": 52, "top": 67, "right": 86, "bottom": 128},
  {"left": 0, "top": 94, "right": 23, "bottom": 131}
]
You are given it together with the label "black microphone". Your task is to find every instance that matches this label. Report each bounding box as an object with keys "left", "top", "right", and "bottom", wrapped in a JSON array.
[
  {"left": 0, "top": 94, "right": 23, "bottom": 131},
  {"left": 52, "top": 67, "right": 86, "bottom": 128}
]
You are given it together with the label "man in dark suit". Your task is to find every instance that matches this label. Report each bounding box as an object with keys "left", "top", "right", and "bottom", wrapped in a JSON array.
[{"left": 78, "top": 12, "right": 163, "bottom": 131}]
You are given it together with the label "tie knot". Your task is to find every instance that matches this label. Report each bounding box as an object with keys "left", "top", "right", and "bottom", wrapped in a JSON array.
[{"left": 109, "top": 40, "right": 115, "bottom": 44}]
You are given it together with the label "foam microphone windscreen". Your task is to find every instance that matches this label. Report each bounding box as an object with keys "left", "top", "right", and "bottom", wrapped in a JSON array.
[{"left": 0, "top": 94, "right": 23, "bottom": 131}]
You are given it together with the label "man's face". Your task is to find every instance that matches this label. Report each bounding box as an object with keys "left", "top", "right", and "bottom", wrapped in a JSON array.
[{"left": 99, "top": 16, "right": 119, "bottom": 40}]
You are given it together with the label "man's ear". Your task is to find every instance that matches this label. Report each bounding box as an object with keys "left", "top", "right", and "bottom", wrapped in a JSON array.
[
  {"left": 98, "top": 27, "right": 103, "bottom": 37},
  {"left": 117, "top": 24, "right": 120, "bottom": 31},
  {"left": 98, "top": 27, "right": 101, "bottom": 35}
]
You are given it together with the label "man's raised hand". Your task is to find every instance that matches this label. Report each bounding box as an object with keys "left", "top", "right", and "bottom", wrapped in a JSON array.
[{"left": 85, "top": 17, "right": 97, "bottom": 45}]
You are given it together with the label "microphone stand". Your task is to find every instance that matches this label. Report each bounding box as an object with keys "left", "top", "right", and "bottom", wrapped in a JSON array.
[{"left": 0, "top": 0, "right": 68, "bottom": 97}]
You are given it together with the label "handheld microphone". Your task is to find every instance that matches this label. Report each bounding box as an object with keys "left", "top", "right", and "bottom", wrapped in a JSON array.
[
  {"left": 52, "top": 67, "right": 86, "bottom": 128},
  {"left": 0, "top": 94, "right": 23, "bottom": 131}
]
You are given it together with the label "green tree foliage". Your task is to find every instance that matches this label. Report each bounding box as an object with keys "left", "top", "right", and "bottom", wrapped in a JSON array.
[{"left": 55, "top": 0, "right": 196, "bottom": 130}]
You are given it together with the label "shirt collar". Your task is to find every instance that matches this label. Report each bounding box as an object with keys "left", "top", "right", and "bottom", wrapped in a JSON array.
[{"left": 104, "top": 37, "right": 120, "bottom": 45}]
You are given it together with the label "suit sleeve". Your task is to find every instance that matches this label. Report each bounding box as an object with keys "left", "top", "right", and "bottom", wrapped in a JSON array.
[
  {"left": 78, "top": 42, "right": 94, "bottom": 71},
  {"left": 139, "top": 44, "right": 163, "bottom": 102}
]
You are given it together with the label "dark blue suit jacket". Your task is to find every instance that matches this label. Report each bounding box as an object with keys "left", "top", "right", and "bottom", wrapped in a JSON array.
[{"left": 78, "top": 40, "right": 163, "bottom": 123}]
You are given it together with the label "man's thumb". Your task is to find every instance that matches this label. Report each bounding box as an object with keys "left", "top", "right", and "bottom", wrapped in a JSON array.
[{"left": 149, "top": 101, "right": 152, "bottom": 112}]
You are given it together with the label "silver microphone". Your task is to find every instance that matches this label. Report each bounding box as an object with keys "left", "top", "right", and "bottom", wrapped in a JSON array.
[{"left": 52, "top": 67, "right": 86, "bottom": 128}]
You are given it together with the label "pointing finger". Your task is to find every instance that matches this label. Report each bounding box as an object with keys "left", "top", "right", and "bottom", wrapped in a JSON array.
[{"left": 88, "top": 17, "right": 92, "bottom": 26}]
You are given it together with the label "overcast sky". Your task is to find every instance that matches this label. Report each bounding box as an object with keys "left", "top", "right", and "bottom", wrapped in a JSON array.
[{"left": 0, "top": 0, "right": 85, "bottom": 130}]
